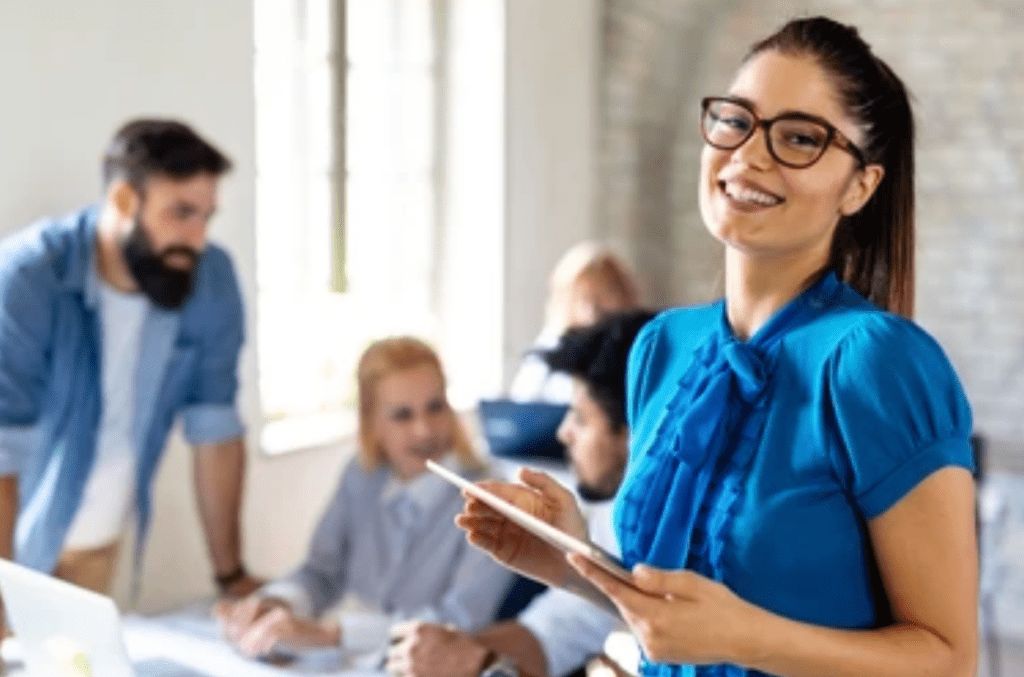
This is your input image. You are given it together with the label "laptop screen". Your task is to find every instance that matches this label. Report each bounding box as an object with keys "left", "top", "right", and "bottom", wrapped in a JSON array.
[{"left": 478, "top": 399, "right": 568, "bottom": 461}]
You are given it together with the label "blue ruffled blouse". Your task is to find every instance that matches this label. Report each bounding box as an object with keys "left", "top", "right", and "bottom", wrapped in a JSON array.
[{"left": 613, "top": 273, "right": 974, "bottom": 677}]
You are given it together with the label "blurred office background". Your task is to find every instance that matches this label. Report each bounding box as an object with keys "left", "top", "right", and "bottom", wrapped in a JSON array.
[{"left": 0, "top": 0, "right": 1021, "bottom": 668}]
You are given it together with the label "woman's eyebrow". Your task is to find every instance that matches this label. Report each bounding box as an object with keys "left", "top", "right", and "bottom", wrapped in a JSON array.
[
  {"left": 726, "top": 94, "right": 758, "bottom": 111},
  {"left": 725, "top": 94, "right": 826, "bottom": 121}
]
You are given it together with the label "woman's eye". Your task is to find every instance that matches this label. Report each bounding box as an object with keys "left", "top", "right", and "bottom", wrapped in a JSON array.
[
  {"left": 391, "top": 409, "right": 413, "bottom": 422},
  {"left": 783, "top": 131, "right": 825, "bottom": 148},
  {"left": 173, "top": 205, "right": 197, "bottom": 220},
  {"left": 720, "top": 115, "right": 751, "bottom": 131}
]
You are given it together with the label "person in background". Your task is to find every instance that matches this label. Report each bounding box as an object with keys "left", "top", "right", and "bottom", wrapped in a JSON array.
[
  {"left": 216, "top": 337, "right": 513, "bottom": 659},
  {"left": 387, "top": 310, "right": 655, "bottom": 677},
  {"left": 457, "top": 16, "right": 977, "bottom": 677},
  {"left": 0, "top": 119, "right": 260, "bottom": 619},
  {"left": 508, "top": 241, "right": 641, "bottom": 404}
]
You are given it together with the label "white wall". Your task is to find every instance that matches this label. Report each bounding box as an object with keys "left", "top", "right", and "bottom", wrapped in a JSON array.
[
  {"left": 0, "top": 0, "right": 602, "bottom": 611},
  {"left": 0, "top": 0, "right": 349, "bottom": 612},
  {"left": 503, "top": 0, "right": 601, "bottom": 381}
]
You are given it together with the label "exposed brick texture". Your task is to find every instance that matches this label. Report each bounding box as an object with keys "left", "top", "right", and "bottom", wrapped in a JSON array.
[{"left": 599, "top": 0, "right": 1024, "bottom": 464}]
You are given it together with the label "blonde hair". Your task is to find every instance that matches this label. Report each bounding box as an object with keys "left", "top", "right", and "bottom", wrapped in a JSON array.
[
  {"left": 356, "top": 336, "right": 479, "bottom": 472},
  {"left": 545, "top": 241, "right": 641, "bottom": 332}
]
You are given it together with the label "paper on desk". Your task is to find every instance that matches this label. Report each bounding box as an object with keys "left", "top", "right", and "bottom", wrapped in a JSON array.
[{"left": 122, "top": 614, "right": 383, "bottom": 677}]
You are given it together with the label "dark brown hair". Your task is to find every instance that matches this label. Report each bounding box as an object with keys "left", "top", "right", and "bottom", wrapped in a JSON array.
[
  {"left": 102, "top": 118, "right": 233, "bottom": 190},
  {"left": 747, "top": 17, "right": 915, "bottom": 317}
]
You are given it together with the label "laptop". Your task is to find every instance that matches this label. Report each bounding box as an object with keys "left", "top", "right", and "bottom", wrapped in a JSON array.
[
  {"left": 0, "top": 559, "right": 211, "bottom": 677},
  {"left": 478, "top": 399, "right": 569, "bottom": 461}
]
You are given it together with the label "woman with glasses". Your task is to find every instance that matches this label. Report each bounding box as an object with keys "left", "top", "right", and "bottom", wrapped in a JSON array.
[{"left": 456, "top": 16, "right": 977, "bottom": 677}]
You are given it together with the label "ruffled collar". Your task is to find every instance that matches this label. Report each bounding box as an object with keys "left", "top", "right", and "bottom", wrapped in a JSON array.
[{"left": 617, "top": 272, "right": 845, "bottom": 677}]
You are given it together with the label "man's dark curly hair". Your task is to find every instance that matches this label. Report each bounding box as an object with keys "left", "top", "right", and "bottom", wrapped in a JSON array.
[{"left": 541, "top": 309, "right": 656, "bottom": 432}]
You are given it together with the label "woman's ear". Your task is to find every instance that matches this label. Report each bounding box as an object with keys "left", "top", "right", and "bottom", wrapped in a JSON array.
[{"left": 840, "top": 164, "right": 885, "bottom": 217}]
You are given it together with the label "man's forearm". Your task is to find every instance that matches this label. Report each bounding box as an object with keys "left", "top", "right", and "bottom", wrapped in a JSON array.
[
  {"left": 0, "top": 475, "right": 16, "bottom": 560},
  {"left": 474, "top": 621, "right": 550, "bottom": 677},
  {"left": 193, "top": 438, "right": 246, "bottom": 575}
]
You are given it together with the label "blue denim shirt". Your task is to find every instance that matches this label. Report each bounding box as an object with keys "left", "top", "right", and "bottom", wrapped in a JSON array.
[{"left": 0, "top": 206, "right": 245, "bottom": 573}]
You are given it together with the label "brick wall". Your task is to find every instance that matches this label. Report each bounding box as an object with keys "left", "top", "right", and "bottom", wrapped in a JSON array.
[{"left": 599, "top": 0, "right": 1024, "bottom": 465}]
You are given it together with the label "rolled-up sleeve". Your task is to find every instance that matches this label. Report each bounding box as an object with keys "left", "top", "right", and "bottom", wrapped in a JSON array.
[
  {"left": 519, "top": 501, "right": 623, "bottom": 676},
  {"left": 181, "top": 247, "right": 246, "bottom": 446},
  {"left": 518, "top": 588, "right": 621, "bottom": 677},
  {"left": 0, "top": 427, "right": 37, "bottom": 475},
  {"left": 180, "top": 403, "right": 244, "bottom": 445}
]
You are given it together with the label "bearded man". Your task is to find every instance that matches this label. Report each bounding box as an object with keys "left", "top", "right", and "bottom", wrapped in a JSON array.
[{"left": 0, "top": 119, "right": 261, "bottom": 619}]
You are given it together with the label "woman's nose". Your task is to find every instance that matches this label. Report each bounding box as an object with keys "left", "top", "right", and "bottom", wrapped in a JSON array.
[
  {"left": 556, "top": 417, "right": 573, "bottom": 447},
  {"left": 412, "top": 414, "right": 432, "bottom": 439},
  {"left": 731, "top": 124, "right": 774, "bottom": 169}
]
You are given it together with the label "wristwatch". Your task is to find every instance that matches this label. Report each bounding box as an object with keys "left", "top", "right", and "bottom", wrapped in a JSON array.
[{"left": 480, "top": 656, "right": 520, "bottom": 677}]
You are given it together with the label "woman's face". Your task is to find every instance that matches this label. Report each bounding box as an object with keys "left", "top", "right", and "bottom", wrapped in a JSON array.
[
  {"left": 698, "top": 50, "right": 883, "bottom": 268},
  {"left": 372, "top": 364, "right": 454, "bottom": 482}
]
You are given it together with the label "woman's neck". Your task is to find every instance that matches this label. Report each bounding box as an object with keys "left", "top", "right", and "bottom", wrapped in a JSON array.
[{"left": 724, "top": 248, "right": 827, "bottom": 341}]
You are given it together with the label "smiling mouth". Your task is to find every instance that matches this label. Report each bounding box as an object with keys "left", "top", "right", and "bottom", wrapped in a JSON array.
[
  {"left": 409, "top": 444, "right": 443, "bottom": 459},
  {"left": 719, "top": 181, "right": 784, "bottom": 210}
]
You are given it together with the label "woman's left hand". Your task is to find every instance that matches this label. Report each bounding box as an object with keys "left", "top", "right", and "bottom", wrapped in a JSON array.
[{"left": 568, "top": 554, "right": 762, "bottom": 666}]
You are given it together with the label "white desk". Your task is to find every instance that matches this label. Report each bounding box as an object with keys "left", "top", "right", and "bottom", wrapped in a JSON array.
[{"left": 2, "top": 600, "right": 386, "bottom": 677}]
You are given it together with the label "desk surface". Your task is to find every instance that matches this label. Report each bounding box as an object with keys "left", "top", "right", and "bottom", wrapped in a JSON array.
[{"left": 2, "top": 600, "right": 385, "bottom": 677}]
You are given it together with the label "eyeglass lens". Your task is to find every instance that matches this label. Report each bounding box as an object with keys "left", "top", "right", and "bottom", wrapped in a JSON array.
[{"left": 702, "top": 99, "right": 832, "bottom": 168}]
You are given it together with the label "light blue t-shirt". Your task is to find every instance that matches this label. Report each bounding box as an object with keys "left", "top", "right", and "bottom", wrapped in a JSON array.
[{"left": 614, "top": 273, "right": 974, "bottom": 677}]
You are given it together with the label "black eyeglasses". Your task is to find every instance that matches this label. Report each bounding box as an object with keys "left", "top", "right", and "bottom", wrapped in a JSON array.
[{"left": 700, "top": 97, "right": 867, "bottom": 169}]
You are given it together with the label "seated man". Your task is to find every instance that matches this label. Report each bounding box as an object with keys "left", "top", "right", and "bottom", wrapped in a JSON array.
[{"left": 387, "top": 310, "right": 655, "bottom": 677}]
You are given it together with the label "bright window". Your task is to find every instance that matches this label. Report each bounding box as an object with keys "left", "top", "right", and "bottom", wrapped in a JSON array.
[{"left": 254, "top": 0, "right": 504, "bottom": 455}]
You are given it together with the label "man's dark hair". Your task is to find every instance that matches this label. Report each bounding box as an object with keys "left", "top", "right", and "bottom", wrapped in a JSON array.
[
  {"left": 102, "top": 118, "right": 233, "bottom": 189},
  {"left": 541, "top": 309, "right": 656, "bottom": 432}
]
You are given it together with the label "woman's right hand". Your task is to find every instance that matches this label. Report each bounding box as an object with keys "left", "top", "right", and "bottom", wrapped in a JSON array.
[
  {"left": 455, "top": 466, "right": 588, "bottom": 587},
  {"left": 213, "top": 595, "right": 290, "bottom": 646}
]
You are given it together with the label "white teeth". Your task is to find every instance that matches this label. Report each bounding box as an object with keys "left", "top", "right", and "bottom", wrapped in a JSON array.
[{"left": 724, "top": 183, "right": 781, "bottom": 206}]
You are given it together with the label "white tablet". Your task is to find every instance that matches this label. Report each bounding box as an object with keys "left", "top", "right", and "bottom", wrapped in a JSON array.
[{"left": 426, "top": 460, "right": 634, "bottom": 586}]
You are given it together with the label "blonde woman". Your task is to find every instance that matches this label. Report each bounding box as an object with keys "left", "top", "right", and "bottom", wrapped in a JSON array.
[{"left": 217, "top": 337, "right": 513, "bottom": 659}]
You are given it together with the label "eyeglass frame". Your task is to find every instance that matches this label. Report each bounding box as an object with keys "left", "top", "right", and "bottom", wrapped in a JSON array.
[{"left": 700, "top": 96, "right": 869, "bottom": 170}]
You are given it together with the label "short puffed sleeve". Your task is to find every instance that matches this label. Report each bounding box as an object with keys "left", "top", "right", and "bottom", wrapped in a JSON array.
[
  {"left": 625, "top": 312, "right": 665, "bottom": 429},
  {"left": 824, "top": 313, "right": 974, "bottom": 519}
]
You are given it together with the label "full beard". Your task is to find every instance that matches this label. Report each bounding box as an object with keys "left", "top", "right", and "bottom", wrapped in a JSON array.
[
  {"left": 122, "top": 218, "right": 199, "bottom": 309},
  {"left": 576, "top": 479, "right": 617, "bottom": 503}
]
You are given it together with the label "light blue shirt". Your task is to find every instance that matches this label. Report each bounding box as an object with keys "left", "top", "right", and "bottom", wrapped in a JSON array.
[
  {"left": 518, "top": 500, "right": 623, "bottom": 677},
  {"left": 258, "top": 456, "right": 515, "bottom": 653},
  {"left": 615, "top": 273, "right": 974, "bottom": 677},
  {"left": 0, "top": 206, "right": 245, "bottom": 573}
]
